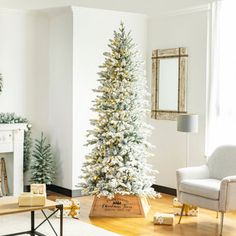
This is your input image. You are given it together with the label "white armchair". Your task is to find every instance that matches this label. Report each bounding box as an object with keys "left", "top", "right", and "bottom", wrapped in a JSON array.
[{"left": 176, "top": 145, "right": 236, "bottom": 236}]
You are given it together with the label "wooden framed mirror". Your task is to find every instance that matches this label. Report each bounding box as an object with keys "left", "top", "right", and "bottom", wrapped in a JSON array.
[{"left": 151, "top": 47, "right": 188, "bottom": 120}]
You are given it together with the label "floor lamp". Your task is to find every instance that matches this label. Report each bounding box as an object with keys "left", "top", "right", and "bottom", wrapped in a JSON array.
[{"left": 177, "top": 114, "right": 199, "bottom": 167}]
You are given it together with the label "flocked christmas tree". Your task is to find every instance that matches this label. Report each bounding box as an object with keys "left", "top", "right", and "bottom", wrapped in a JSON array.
[
  {"left": 31, "top": 132, "right": 55, "bottom": 184},
  {"left": 80, "top": 23, "right": 157, "bottom": 199}
]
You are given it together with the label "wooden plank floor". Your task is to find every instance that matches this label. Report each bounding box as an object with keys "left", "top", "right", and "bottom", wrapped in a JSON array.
[{"left": 49, "top": 193, "right": 236, "bottom": 236}]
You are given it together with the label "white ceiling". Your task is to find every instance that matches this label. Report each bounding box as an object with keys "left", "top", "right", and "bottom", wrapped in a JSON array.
[{"left": 0, "top": 0, "right": 215, "bottom": 17}]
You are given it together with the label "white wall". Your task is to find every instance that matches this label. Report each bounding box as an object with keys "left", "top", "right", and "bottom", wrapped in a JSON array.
[
  {"left": 47, "top": 8, "right": 73, "bottom": 189},
  {"left": 0, "top": 10, "right": 49, "bottom": 136},
  {"left": 0, "top": 0, "right": 215, "bottom": 18},
  {"left": 0, "top": 9, "right": 50, "bottom": 185},
  {"left": 148, "top": 9, "right": 209, "bottom": 188},
  {"left": 0, "top": 10, "right": 29, "bottom": 115}
]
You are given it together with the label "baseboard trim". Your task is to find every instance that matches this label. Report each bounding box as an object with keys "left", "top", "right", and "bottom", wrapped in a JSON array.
[
  {"left": 24, "top": 185, "right": 30, "bottom": 192},
  {"left": 47, "top": 185, "right": 82, "bottom": 198},
  {"left": 152, "top": 184, "right": 177, "bottom": 196},
  {"left": 47, "top": 185, "right": 72, "bottom": 197},
  {"left": 24, "top": 185, "right": 82, "bottom": 198},
  {"left": 25, "top": 184, "right": 176, "bottom": 197}
]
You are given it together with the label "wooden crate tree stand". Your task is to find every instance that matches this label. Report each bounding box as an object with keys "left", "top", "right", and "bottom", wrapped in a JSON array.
[{"left": 90, "top": 194, "right": 150, "bottom": 217}]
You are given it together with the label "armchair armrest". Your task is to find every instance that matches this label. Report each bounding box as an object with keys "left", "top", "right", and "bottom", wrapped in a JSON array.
[
  {"left": 219, "top": 175, "right": 236, "bottom": 212},
  {"left": 221, "top": 175, "right": 236, "bottom": 183},
  {"left": 176, "top": 165, "right": 209, "bottom": 198}
]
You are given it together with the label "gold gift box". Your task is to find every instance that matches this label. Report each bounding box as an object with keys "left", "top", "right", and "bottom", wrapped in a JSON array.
[
  {"left": 55, "top": 199, "right": 80, "bottom": 219},
  {"left": 18, "top": 192, "right": 46, "bottom": 207},
  {"left": 153, "top": 212, "right": 175, "bottom": 225},
  {"left": 173, "top": 198, "right": 198, "bottom": 216}
]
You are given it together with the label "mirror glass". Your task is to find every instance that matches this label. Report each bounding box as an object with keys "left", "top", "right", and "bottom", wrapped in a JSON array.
[
  {"left": 159, "top": 58, "right": 179, "bottom": 111},
  {"left": 151, "top": 47, "right": 188, "bottom": 120}
]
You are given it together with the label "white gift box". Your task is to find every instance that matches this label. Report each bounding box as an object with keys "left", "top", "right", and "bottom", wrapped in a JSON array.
[{"left": 153, "top": 212, "right": 175, "bottom": 225}]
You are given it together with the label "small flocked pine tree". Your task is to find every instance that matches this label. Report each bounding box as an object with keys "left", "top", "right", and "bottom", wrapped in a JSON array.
[
  {"left": 79, "top": 23, "right": 157, "bottom": 199},
  {"left": 31, "top": 132, "right": 55, "bottom": 184}
]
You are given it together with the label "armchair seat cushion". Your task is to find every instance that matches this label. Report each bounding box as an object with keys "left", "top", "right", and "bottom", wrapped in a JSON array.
[{"left": 179, "top": 179, "right": 221, "bottom": 200}]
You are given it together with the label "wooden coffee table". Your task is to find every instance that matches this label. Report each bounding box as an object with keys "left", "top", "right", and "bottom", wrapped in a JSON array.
[{"left": 0, "top": 197, "right": 63, "bottom": 236}]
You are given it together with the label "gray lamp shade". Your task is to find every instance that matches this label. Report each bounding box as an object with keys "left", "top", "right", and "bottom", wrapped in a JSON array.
[{"left": 177, "top": 114, "right": 198, "bottom": 133}]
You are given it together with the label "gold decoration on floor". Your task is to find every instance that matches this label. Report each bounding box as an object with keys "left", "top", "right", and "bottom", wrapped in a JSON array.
[{"left": 55, "top": 199, "right": 80, "bottom": 219}]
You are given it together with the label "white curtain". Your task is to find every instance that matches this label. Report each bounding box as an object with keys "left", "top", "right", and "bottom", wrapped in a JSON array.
[{"left": 207, "top": 0, "right": 236, "bottom": 155}]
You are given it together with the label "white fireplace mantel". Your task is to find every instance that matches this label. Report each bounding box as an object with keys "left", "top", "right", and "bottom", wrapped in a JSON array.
[{"left": 0, "top": 123, "right": 27, "bottom": 196}]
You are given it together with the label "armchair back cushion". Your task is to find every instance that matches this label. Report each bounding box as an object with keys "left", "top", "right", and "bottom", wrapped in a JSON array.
[{"left": 207, "top": 145, "right": 236, "bottom": 180}]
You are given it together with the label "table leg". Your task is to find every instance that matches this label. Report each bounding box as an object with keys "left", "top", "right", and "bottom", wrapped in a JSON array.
[
  {"left": 58, "top": 205, "right": 63, "bottom": 236},
  {"left": 31, "top": 211, "right": 35, "bottom": 235}
]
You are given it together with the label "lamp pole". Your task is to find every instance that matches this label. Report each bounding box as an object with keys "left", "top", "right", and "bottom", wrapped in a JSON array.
[{"left": 177, "top": 114, "right": 199, "bottom": 167}]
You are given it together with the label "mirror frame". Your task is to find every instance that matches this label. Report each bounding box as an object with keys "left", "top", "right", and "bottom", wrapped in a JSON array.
[{"left": 151, "top": 47, "right": 188, "bottom": 120}]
